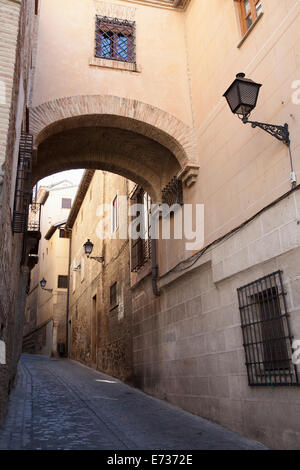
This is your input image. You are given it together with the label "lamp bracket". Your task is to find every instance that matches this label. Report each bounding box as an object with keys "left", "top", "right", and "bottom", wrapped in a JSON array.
[
  {"left": 89, "top": 256, "right": 104, "bottom": 264},
  {"left": 242, "top": 118, "right": 290, "bottom": 145},
  {"left": 42, "top": 287, "right": 53, "bottom": 293}
]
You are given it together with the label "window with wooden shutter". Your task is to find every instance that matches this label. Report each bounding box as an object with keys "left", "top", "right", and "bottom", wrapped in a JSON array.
[
  {"left": 237, "top": 0, "right": 262, "bottom": 36},
  {"left": 130, "top": 186, "right": 152, "bottom": 272}
]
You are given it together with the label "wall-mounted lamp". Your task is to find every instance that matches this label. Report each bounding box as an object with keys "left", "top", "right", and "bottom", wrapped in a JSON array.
[
  {"left": 83, "top": 239, "right": 104, "bottom": 263},
  {"left": 223, "top": 73, "right": 296, "bottom": 186},
  {"left": 223, "top": 73, "right": 290, "bottom": 145},
  {"left": 40, "top": 278, "right": 53, "bottom": 293},
  {"left": 73, "top": 264, "right": 81, "bottom": 272}
]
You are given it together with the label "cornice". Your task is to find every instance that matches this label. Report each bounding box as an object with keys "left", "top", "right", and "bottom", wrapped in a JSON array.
[{"left": 120, "top": 0, "right": 190, "bottom": 11}]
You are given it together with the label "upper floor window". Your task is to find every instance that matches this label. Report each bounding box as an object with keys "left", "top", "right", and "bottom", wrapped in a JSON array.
[
  {"left": 238, "top": 0, "right": 262, "bottom": 36},
  {"left": 95, "top": 16, "right": 136, "bottom": 63},
  {"left": 62, "top": 198, "right": 72, "bottom": 209}
]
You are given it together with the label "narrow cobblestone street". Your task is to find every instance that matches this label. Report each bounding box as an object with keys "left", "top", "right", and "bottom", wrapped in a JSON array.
[{"left": 0, "top": 355, "right": 266, "bottom": 450}]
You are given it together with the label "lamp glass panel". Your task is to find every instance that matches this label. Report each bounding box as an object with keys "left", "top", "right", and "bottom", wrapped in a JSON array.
[
  {"left": 225, "top": 83, "right": 240, "bottom": 113},
  {"left": 239, "top": 81, "right": 260, "bottom": 108}
]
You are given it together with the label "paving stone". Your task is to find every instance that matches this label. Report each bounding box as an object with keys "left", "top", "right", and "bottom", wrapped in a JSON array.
[{"left": 0, "top": 355, "right": 267, "bottom": 450}]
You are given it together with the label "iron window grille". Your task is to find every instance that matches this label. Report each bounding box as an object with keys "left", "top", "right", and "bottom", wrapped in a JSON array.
[
  {"left": 237, "top": 271, "right": 299, "bottom": 386},
  {"left": 130, "top": 186, "right": 152, "bottom": 272},
  {"left": 58, "top": 275, "right": 68, "bottom": 289},
  {"left": 110, "top": 282, "right": 117, "bottom": 307},
  {"left": 95, "top": 16, "right": 136, "bottom": 63},
  {"left": 162, "top": 177, "right": 183, "bottom": 207},
  {"left": 12, "top": 132, "right": 33, "bottom": 234}
]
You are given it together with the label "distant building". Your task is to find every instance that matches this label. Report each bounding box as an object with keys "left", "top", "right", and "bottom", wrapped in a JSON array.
[
  {"left": 23, "top": 180, "right": 78, "bottom": 357},
  {"left": 66, "top": 170, "right": 134, "bottom": 382}
]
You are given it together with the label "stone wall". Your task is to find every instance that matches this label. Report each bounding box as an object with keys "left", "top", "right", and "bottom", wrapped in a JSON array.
[
  {"left": 132, "top": 188, "right": 300, "bottom": 449},
  {"left": 69, "top": 171, "right": 134, "bottom": 382}
]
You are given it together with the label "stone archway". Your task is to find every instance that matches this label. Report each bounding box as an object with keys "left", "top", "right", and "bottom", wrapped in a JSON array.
[{"left": 30, "top": 95, "right": 199, "bottom": 200}]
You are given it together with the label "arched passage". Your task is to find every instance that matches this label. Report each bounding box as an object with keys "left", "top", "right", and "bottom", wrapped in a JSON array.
[{"left": 30, "top": 95, "right": 199, "bottom": 201}]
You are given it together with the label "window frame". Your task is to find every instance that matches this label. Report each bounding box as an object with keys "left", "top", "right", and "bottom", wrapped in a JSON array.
[
  {"left": 58, "top": 275, "right": 68, "bottom": 289},
  {"left": 237, "top": 271, "right": 299, "bottom": 386},
  {"left": 95, "top": 15, "right": 136, "bottom": 64},
  {"left": 61, "top": 198, "right": 72, "bottom": 209},
  {"left": 130, "top": 186, "right": 152, "bottom": 273},
  {"left": 237, "top": 0, "right": 262, "bottom": 36}
]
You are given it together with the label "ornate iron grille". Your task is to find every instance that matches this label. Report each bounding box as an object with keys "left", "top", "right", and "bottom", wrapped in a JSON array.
[
  {"left": 95, "top": 16, "right": 136, "bottom": 63},
  {"left": 27, "top": 203, "right": 41, "bottom": 232},
  {"left": 237, "top": 271, "right": 299, "bottom": 386},
  {"left": 131, "top": 186, "right": 152, "bottom": 272},
  {"left": 12, "top": 132, "right": 33, "bottom": 233},
  {"left": 162, "top": 177, "right": 183, "bottom": 206}
]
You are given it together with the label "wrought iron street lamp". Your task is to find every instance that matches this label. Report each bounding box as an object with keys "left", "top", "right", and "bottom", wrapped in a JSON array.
[
  {"left": 40, "top": 278, "right": 53, "bottom": 293},
  {"left": 83, "top": 239, "right": 104, "bottom": 263},
  {"left": 223, "top": 73, "right": 290, "bottom": 145}
]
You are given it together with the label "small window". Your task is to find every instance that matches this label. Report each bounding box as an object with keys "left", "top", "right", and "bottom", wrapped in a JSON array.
[
  {"left": 237, "top": 271, "right": 299, "bottom": 386},
  {"left": 130, "top": 186, "right": 152, "bottom": 272},
  {"left": 237, "top": 0, "right": 262, "bottom": 36},
  {"left": 110, "top": 282, "right": 117, "bottom": 307},
  {"left": 62, "top": 198, "right": 72, "bottom": 209},
  {"left": 95, "top": 16, "right": 136, "bottom": 63},
  {"left": 112, "top": 195, "right": 118, "bottom": 233},
  {"left": 58, "top": 275, "right": 68, "bottom": 289},
  {"left": 59, "top": 229, "right": 69, "bottom": 239}
]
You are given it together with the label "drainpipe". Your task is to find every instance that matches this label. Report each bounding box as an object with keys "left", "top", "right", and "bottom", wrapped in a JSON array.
[
  {"left": 65, "top": 227, "right": 72, "bottom": 357},
  {"left": 151, "top": 238, "right": 160, "bottom": 297}
]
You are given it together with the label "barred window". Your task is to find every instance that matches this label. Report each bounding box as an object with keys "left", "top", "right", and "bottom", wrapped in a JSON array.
[
  {"left": 130, "top": 186, "right": 152, "bottom": 272},
  {"left": 95, "top": 16, "right": 136, "bottom": 63},
  {"left": 58, "top": 275, "right": 68, "bottom": 289},
  {"left": 237, "top": 0, "right": 262, "bottom": 36},
  {"left": 237, "top": 271, "right": 299, "bottom": 386}
]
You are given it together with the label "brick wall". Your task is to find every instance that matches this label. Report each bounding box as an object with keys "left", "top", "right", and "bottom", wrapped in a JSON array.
[{"left": 0, "top": 0, "right": 37, "bottom": 421}]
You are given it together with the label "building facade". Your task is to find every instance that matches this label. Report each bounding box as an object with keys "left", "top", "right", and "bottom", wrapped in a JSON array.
[
  {"left": 66, "top": 170, "right": 134, "bottom": 382},
  {"left": 23, "top": 180, "right": 78, "bottom": 356},
  {"left": 0, "top": 0, "right": 39, "bottom": 421},
  {"left": 0, "top": 0, "right": 299, "bottom": 449}
]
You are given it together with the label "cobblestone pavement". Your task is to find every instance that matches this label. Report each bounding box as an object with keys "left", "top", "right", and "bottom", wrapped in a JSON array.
[{"left": 0, "top": 355, "right": 267, "bottom": 450}]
